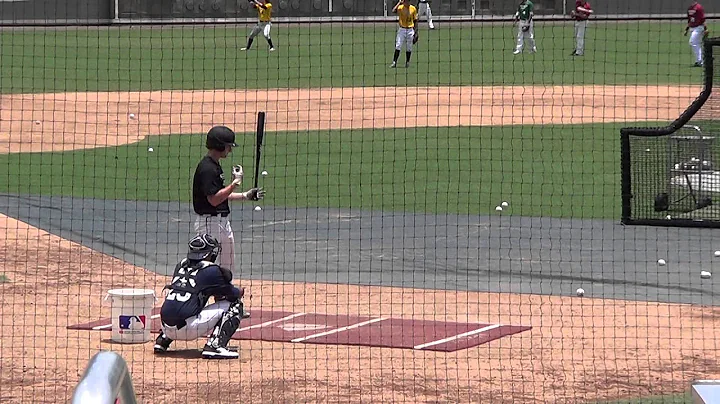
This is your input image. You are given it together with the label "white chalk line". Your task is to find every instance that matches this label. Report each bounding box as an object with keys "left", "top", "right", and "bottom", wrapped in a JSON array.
[
  {"left": 413, "top": 324, "right": 502, "bottom": 350},
  {"left": 291, "top": 317, "right": 387, "bottom": 343}
]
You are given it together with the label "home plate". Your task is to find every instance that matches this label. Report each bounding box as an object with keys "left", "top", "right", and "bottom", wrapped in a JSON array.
[{"left": 68, "top": 309, "right": 531, "bottom": 352}]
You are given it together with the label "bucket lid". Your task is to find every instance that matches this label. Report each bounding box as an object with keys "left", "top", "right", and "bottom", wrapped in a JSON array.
[{"left": 107, "top": 288, "right": 156, "bottom": 297}]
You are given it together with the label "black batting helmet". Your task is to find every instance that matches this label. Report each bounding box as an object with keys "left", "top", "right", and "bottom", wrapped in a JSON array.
[
  {"left": 187, "top": 233, "right": 222, "bottom": 262},
  {"left": 206, "top": 126, "right": 237, "bottom": 151}
]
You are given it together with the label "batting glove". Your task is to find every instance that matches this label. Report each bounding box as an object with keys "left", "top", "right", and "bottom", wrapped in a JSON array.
[
  {"left": 244, "top": 188, "right": 266, "bottom": 201},
  {"left": 232, "top": 164, "right": 244, "bottom": 183}
]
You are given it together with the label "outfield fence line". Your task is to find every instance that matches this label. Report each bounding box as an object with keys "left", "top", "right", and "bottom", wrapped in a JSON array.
[{"left": 2, "top": 14, "right": 720, "bottom": 27}]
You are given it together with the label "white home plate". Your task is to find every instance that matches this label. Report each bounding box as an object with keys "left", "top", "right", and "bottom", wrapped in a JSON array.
[{"left": 278, "top": 323, "right": 329, "bottom": 332}]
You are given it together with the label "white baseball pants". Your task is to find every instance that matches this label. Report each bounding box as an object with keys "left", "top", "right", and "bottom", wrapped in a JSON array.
[
  {"left": 395, "top": 27, "right": 415, "bottom": 52},
  {"left": 194, "top": 215, "right": 235, "bottom": 271},
  {"left": 574, "top": 20, "right": 587, "bottom": 55},
  {"left": 249, "top": 21, "right": 271, "bottom": 39},
  {"left": 418, "top": 2, "right": 435, "bottom": 29},
  {"left": 689, "top": 25, "right": 705, "bottom": 65},
  {"left": 161, "top": 301, "right": 231, "bottom": 341},
  {"left": 515, "top": 21, "right": 536, "bottom": 52}
]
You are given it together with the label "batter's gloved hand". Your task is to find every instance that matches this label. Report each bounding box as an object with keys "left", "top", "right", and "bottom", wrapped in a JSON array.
[
  {"left": 244, "top": 187, "right": 266, "bottom": 201},
  {"left": 232, "top": 164, "right": 244, "bottom": 183},
  {"left": 413, "top": 33, "right": 419, "bottom": 44}
]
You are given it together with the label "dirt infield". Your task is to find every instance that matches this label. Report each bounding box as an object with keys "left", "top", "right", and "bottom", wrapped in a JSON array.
[
  {"left": 2, "top": 84, "right": 720, "bottom": 403},
  {"left": 0, "top": 85, "right": 700, "bottom": 153}
]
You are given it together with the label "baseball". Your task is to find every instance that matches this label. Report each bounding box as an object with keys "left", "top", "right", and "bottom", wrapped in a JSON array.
[
  {"left": 666, "top": 215, "right": 672, "bottom": 220},
  {"left": 576, "top": 288, "right": 585, "bottom": 297},
  {"left": 148, "top": 147, "right": 154, "bottom": 152},
  {"left": 701, "top": 271, "right": 712, "bottom": 279},
  {"left": 645, "top": 148, "right": 651, "bottom": 152},
  {"left": 254, "top": 206, "right": 262, "bottom": 212},
  {"left": 658, "top": 259, "right": 666, "bottom": 266},
  {"left": 714, "top": 250, "right": 720, "bottom": 257},
  {"left": 129, "top": 113, "right": 136, "bottom": 120},
  {"left": 495, "top": 206, "right": 503, "bottom": 212},
  {"left": 501, "top": 201, "right": 509, "bottom": 207},
  {"left": 261, "top": 170, "right": 268, "bottom": 176}
]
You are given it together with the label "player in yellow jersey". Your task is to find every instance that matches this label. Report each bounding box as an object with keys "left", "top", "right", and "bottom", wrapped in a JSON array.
[
  {"left": 241, "top": 0, "right": 275, "bottom": 52},
  {"left": 390, "top": 0, "right": 418, "bottom": 68}
]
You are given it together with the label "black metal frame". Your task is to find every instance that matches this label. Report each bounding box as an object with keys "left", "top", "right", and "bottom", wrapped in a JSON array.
[{"left": 620, "top": 38, "right": 718, "bottom": 227}]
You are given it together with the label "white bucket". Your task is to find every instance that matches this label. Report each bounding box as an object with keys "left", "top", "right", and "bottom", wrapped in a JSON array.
[{"left": 105, "top": 288, "right": 157, "bottom": 344}]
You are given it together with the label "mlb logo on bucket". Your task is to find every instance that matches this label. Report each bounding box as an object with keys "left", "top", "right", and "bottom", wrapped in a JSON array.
[{"left": 118, "top": 315, "right": 146, "bottom": 334}]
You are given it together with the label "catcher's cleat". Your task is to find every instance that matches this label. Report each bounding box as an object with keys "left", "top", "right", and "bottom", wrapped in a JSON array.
[
  {"left": 694, "top": 62, "right": 703, "bottom": 67},
  {"left": 202, "top": 344, "right": 239, "bottom": 359},
  {"left": 390, "top": 61, "right": 397, "bottom": 68},
  {"left": 270, "top": 47, "right": 276, "bottom": 52},
  {"left": 513, "top": 49, "right": 521, "bottom": 55},
  {"left": 529, "top": 47, "right": 537, "bottom": 53},
  {"left": 154, "top": 332, "right": 173, "bottom": 353}
]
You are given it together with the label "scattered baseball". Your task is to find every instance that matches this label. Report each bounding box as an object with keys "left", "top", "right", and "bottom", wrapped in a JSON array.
[
  {"left": 501, "top": 201, "right": 509, "bottom": 207},
  {"left": 576, "top": 288, "right": 585, "bottom": 297},
  {"left": 715, "top": 250, "right": 720, "bottom": 258},
  {"left": 666, "top": 215, "right": 672, "bottom": 220},
  {"left": 701, "top": 271, "right": 712, "bottom": 279},
  {"left": 254, "top": 206, "right": 262, "bottom": 212},
  {"left": 147, "top": 147, "right": 154, "bottom": 152},
  {"left": 495, "top": 206, "right": 503, "bottom": 212},
  {"left": 645, "top": 148, "right": 651, "bottom": 152},
  {"left": 261, "top": 170, "right": 268, "bottom": 176},
  {"left": 658, "top": 259, "right": 667, "bottom": 266},
  {"left": 129, "top": 113, "right": 136, "bottom": 120}
]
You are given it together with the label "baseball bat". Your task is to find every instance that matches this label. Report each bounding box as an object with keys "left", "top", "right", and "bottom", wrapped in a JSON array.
[{"left": 253, "top": 111, "right": 266, "bottom": 189}]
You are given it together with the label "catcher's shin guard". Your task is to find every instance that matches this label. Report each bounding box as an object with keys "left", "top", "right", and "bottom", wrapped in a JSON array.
[{"left": 206, "top": 300, "right": 244, "bottom": 349}]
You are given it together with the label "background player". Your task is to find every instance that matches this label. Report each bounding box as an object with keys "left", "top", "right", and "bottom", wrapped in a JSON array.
[
  {"left": 513, "top": 0, "right": 536, "bottom": 55},
  {"left": 241, "top": 0, "right": 275, "bottom": 51},
  {"left": 390, "top": 0, "right": 419, "bottom": 68},
  {"left": 685, "top": 0, "right": 707, "bottom": 67},
  {"left": 417, "top": 0, "right": 435, "bottom": 30},
  {"left": 570, "top": 0, "right": 592, "bottom": 56},
  {"left": 154, "top": 234, "right": 247, "bottom": 359}
]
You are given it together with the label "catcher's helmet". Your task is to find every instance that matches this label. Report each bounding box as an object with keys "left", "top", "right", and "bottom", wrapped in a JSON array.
[
  {"left": 206, "top": 126, "right": 237, "bottom": 151},
  {"left": 187, "top": 233, "right": 222, "bottom": 262}
]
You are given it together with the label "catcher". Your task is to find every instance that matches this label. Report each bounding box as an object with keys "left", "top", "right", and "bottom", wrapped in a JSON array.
[
  {"left": 153, "top": 234, "right": 247, "bottom": 359},
  {"left": 390, "top": 0, "right": 418, "bottom": 68},
  {"left": 513, "top": 0, "right": 537, "bottom": 55}
]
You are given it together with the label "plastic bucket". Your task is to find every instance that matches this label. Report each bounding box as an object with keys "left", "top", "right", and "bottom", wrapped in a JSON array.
[{"left": 105, "top": 288, "right": 157, "bottom": 343}]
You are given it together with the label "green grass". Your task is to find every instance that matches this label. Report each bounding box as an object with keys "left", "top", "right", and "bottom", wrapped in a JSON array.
[
  {"left": 0, "top": 122, "right": 638, "bottom": 219},
  {"left": 0, "top": 22, "right": 703, "bottom": 93},
  {"left": 597, "top": 392, "right": 691, "bottom": 404}
]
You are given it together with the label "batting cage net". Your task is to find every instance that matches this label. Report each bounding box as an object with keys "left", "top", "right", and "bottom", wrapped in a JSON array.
[{"left": 4, "top": 0, "right": 720, "bottom": 403}]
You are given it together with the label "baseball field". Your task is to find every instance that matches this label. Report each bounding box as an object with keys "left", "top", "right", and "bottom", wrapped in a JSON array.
[{"left": 2, "top": 20, "right": 720, "bottom": 403}]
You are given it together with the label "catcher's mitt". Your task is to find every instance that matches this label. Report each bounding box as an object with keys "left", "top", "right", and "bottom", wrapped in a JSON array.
[
  {"left": 413, "top": 33, "right": 419, "bottom": 44},
  {"left": 521, "top": 25, "right": 530, "bottom": 32}
]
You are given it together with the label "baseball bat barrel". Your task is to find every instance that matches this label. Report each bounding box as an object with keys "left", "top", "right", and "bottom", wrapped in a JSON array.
[{"left": 254, "top": 111, "right": 266, "bottom": 189}]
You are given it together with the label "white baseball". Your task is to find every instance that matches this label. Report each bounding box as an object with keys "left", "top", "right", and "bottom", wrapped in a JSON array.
[
  {"left": 261, "top": 170, "right": 268, "bottom": 176},
  {"left": 714, "top": 250, "right": 720, "bottom": 258},
  {"left": 495, "top": 206, "right": 503, "bottom": 212},
  {"left": 254, "top": 206, "right": 262, "bottom": 211},
  {"left": 148, "top": 147, "right": 154, "bottom": 152},
  {"left": 576, "top": 288, "right": 585, "bottom": 297},
  {"left": 501, "top": 201, "right": 509, "bottom": 207},
  {"left": 129, "top": 113, "right": 136, "bottom": 119},
  {"left": 701, "top": 271, "right": 712, "bottom": 279},
  {"left": 658, "top": 259, "right": 666, "bottom": 266}
]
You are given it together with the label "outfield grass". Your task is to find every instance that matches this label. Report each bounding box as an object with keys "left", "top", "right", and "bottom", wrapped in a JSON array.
[
  {"left": 0, "top": 122, "right": 637, "bottom": 219},
  {"left": 597, "top": 392, "right": 691, "bottom": 404},
  {"left": 0, "top": 22, "right": 702, "bottom": 93}
]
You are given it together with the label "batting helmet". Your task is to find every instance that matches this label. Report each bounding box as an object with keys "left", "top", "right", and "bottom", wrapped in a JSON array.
[
  {"left": 187, "top": 233, "right": 222, "bottom": 262},
  {"left": 206, "top": 126, "right": 237, "bottom": 151}
]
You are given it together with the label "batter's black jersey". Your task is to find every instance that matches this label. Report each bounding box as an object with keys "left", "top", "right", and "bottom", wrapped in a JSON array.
[
  {"left": 160, "top": 259, "right": 241, "bottom": 328},
  {"left": 193, "top": 155, "right": 229, "bottom": 215}
]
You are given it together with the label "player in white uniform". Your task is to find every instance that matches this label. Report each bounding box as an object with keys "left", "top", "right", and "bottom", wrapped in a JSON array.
[{"left": 417, "top": 0, "right": 435, "bottom": 30}]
